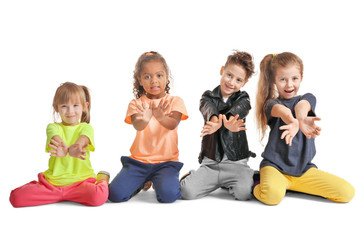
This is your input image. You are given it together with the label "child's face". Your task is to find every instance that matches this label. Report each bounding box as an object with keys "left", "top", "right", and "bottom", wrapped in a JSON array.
[
  {"left": 220, "top": 64, "right": 247, "bottom": 99},
  {"left": 138, "top": 60, "right": 168, "bottom": 99},
  {"left": 274, "top": 64, "right": 302, "bottom": 99},
  {"left": 57, "top": 98, "right": 86, "bottom": 126}
]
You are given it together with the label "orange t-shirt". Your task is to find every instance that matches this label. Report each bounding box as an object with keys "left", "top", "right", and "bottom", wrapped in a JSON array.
[{"left": 125, "top": 94, "right": 188, "bottom": 164}]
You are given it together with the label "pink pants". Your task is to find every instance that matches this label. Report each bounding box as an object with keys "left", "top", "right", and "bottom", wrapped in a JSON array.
[{"left": 10, "top": 173, "right": 108, "bottom": 207}]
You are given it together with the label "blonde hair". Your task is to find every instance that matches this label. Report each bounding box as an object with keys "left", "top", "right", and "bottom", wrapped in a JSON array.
[
  {"left": 256, "top": 52, "right": 303, "bottom": 141},
  {"left": 133, "top": 51, "right": 171, "bottom": 98},
  {"left": 52, "top": 82, "right": 91, "bottom": 123}
]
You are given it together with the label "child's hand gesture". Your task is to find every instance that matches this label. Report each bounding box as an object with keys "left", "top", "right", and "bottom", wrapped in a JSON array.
[
  {"left": 48, "top": 138, "right": 68, "bottom": 158},
  {"left": 136, "top": 102, "right": 153, "bottom": 122},
  {"left": 298, "top": 116, "right": 321, "bottom": 139},
  {"left": 279, "top": 119, "right": 299, "bottom": 146},
  {"left": 152, "top": 98, "right": 170, "bottom": 121},
  {"left": 222, "top": 114, "right": 247, "bottom": 132},
  {"left": 201, "top": 114, "right": 223, "bottom": 137},
  {"left": 69, "top": 144, "right": 87, "bottom": 160}
]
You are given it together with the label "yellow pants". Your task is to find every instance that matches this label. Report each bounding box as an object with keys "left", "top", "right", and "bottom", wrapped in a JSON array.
[{"left": 253, "top": 166, "right": 355, "bottom": 205}]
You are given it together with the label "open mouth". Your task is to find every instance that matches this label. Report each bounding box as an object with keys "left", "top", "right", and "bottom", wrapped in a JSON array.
[
  {"left": 151, "top": 86, "right": 160, "bottom": 91},
  {"left": 284, "top": 89, "right": 294, "bottom": 94}
]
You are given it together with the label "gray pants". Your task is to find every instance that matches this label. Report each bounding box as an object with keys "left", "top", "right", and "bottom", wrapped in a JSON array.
[{"left": 180, "top": 157, "right": 254, "bottom": 200}]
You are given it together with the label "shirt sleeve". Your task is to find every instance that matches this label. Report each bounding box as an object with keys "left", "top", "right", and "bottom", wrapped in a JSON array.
[
  {"left": 199, "top": 91, "right": 219, "bottom": 122},
  {"left": 301, "top": 93, "right": 317, "bottom": 116},
  {"left": 79, "top": 123, "right": 95, "bottom": 152},
  {"left": 265, "top": 99, "right": 281, "bottom": 122},
  {"left": 226, "top": 91, "right": 251, "bottom": 119},
  {"left": 171, "top": 96, "right": 188, "bottom": 120},
  {"left": 45, "top": 123, "right": 59, "bottom": 153},
  {"left": 124, "top": 99, "right": 139, "bottom": 124}
]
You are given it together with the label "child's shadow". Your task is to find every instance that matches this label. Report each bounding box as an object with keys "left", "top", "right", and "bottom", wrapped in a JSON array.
[{"left": 285, "top": 190, "right": 335, "bottom": 203}]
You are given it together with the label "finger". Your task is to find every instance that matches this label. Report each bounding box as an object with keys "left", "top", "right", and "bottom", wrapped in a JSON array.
[
  {"left": 48, "top": 150, "right": 56, "bottom": 154},
  {"left": 233, "top": 114, "right": 240, "bottom": 121},
  {"left": 48, "top": 144, "right": 58, "bottom": 149},
  {"left": 281, "top": 130, "right": 289, "bottom": 140},
  {"left": 222, "top": 115, "right": 227, "bottom": 123},
  {"left": 136, "top": 103, "right": 145, "bottom": 112},
  {"left": 279, "top": 125, "right": 289, "bottom": 130},
  {"left": 157, "top": 98, "right": 164, "bottom": 108},
  {"left": 239, "top": 126, "right": 247, "bottom": 131},
  {"left": 218, "top": 114, "right": 223, "bottom": 124},
  {"left": 50, "top": 139, "right": 59, "bottom": 146},
  {"left": 237, "top": 120, "right": 246, "bottom": 126},
  {"left": 162, "top": 99, "right": 170, "bottom": 109},
  {"left": 313, "top": 117, "right": 321, "bottom": 122}
]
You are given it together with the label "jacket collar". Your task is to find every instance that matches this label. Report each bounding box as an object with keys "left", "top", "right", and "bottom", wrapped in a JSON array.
[{"left": 210, "top": 86, "right": 241, "bottom": 103}]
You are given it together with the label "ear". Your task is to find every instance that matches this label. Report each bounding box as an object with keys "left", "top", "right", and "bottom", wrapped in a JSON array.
[
  {"left": 220, "top": 66, "right": 224, "bottom": 76},
  {"left": 81, "top": 102, "right": 89, "bottom": 113},
  {"left": 137, "top": 76, "right": 143, "bottom": 86}
]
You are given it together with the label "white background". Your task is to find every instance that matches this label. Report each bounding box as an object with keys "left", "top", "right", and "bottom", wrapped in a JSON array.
[{"left": 1, "top": 0, "right": 363, "bottom": 239}]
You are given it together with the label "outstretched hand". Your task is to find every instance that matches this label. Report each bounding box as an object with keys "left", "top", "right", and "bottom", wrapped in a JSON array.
[
  {"left": 48, "top": 138, "right": 68, "bottom": 158},
  {"left": 279, "top": 118, "right": 299, "bottom": 146},
  {"left": 201, "top": 114, "right": 223, "bottom": 137},
  {"left": 68, "top": 144, "right": 87, "bottom": 160},
  {"left": 135, "top": 101, "right": 153, "bottom": 122},
  {"left": 152, "top": 98, "right": 171, "bottom": 121},
  {"left": 222, "top": 114, "right": 247, "bottom": 132},
  {"left": 298, "top": 116, "right": 321, "bottom": 139}
]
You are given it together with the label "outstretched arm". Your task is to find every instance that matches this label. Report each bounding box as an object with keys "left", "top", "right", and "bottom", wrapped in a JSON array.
[
  {"left": 222, "top": 114, "right": 247, "bottom": 132},
  {"left": 152, "top": 98, "right": 182, "bottom": 130},
  {"left": 131, "top": 102, "right": 153, "bottom": 131},
  {"left": 48, "top": 135, "right": 68, "bottom": 158},
  {"left": 68, "top": 135, "right": 90, "bottom": 160},
  {"left": 295, "top": 100, "right": 321, "bottom": 139},
  {"left": 201, "top": 114, "right": 223, "bottom": 137},
  {"left": 271, "top": 104, "right": 299, "bottom": 146}
]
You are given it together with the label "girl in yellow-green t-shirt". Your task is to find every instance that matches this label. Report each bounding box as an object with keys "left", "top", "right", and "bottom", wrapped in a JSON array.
[{"left": 10, "top": 82, "right": 109, "bottom": 207}]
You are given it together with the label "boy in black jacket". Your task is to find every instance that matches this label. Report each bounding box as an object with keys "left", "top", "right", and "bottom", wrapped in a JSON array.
[{"left": 180, "top": 51, "right": 256, "bottom": 200}]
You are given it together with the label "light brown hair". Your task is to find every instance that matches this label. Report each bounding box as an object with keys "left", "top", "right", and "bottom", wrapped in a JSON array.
[
  {"left": 256, "top": 52, "right": 303, "bottom": 141},
  {"left": 224, "top": 50, "right": 255, "bottom": 81},
  {"left": 53, "top": 82, "right": 91, "bottom": 123}
]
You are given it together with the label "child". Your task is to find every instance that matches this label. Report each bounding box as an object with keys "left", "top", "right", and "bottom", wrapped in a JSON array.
[
  {"left": 9, "top": 82, "right": 109, "bottom": 207},
  {"left": 108, "top": 51, "right": 188, "bottom": 203},
  {"left": 254, "top": 52, "right": 355, "bottom": 205},
  {"left": 180, "top": 51, "right": 256, "bottom": 200}
]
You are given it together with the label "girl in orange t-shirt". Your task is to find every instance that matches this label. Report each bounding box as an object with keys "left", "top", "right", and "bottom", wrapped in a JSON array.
[{"left": 109, "top": 51, "right": 188, "bottom": 203}]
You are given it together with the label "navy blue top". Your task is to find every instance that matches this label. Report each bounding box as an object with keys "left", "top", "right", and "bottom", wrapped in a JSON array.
[{"left": 260, "top": 93, "right": 317, "bottom": 176}]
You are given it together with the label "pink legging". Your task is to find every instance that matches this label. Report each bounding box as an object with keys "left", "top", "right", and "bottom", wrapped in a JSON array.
[{"left": 10, "top": 173, "right": 108, "bottom": 207}]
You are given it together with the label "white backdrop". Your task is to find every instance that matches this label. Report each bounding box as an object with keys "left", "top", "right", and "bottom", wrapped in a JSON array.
[{"left": 1, "top": 0, "right": 363, "bottom": 239}]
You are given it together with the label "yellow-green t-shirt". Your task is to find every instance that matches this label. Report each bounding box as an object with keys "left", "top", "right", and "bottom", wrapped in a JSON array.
[{"left": 43, "top": 122, "right": 96, "bottom": 186}]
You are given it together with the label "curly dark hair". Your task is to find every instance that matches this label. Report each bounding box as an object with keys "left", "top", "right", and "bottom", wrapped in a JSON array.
[
  {"left": 133, "top": 51, "right": 171, "bottom": 98},
  {"left": 224, "top": 50, "right": 255, "bottom": 81}
]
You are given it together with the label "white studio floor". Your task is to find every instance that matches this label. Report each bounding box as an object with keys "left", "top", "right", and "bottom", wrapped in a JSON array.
[{"left": 3, "top": 185, "right": 361, "bottom": 240}]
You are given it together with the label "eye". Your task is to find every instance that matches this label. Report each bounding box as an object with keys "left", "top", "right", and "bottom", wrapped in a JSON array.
[
  {"left": 227, "top": 73, "right": 232, "bottom": 78},
  {"left": 157, "top": 74, "right": 163, "bottom": 78},
  {"left": 293, "top": 77, "right": 299, "bottom": 81},
  {"left": 144, "top": 75, "right": 151, "bottom": 80},
  {"left": 237, "top": 78, "right": 243, "bottom": 83}
]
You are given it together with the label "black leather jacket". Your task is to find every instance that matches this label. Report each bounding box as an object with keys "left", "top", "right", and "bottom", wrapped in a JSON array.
[{"left": 198, "top": 86, "right": 255, "bottom": 163}]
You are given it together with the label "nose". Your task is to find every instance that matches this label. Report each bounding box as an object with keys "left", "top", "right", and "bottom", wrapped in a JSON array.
[{"left": 287, "top": 79, "right": 293, "bottom": 87}]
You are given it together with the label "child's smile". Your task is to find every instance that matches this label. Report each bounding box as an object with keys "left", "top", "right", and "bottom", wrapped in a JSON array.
[
  {"left": 274, "top": 64, "right": 302, "bottom": 99},
  {"left": 220, "top": 64, "right": 247, "bottom": 99}
]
